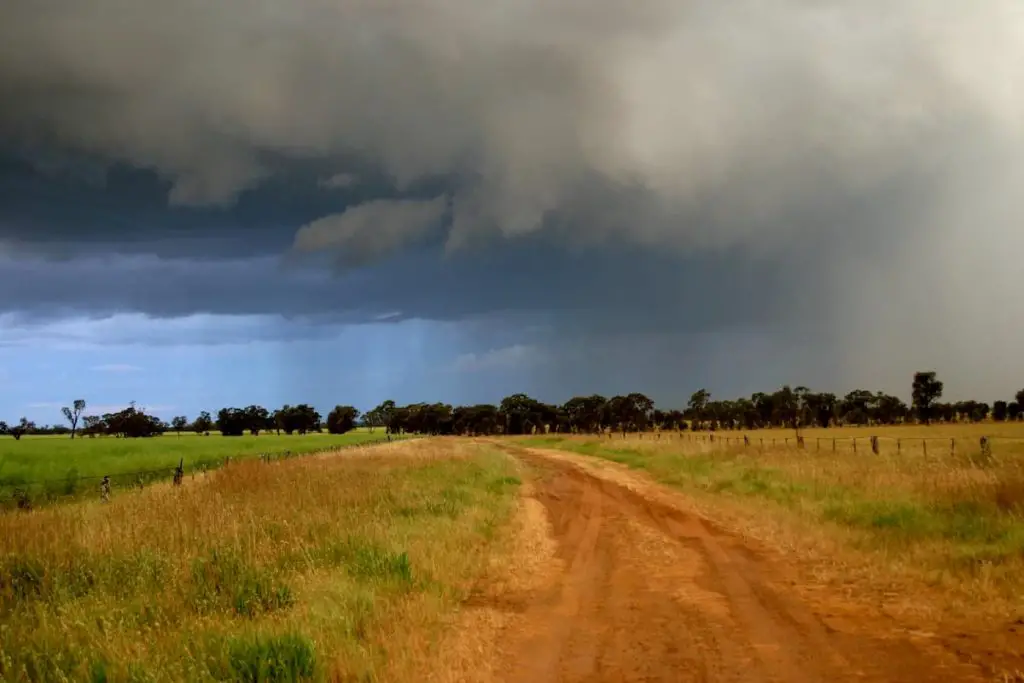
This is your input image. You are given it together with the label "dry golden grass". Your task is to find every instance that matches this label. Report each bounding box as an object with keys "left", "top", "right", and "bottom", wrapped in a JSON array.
[
  {"left": 518, "top": 423, "right": 1024, "bottom": 624},
  {"left": 0, "top": 439, "right": 521, "bottom": 682}
]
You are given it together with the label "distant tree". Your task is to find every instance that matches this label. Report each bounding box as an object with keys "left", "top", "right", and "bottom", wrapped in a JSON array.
[
  {"left": 171, "top": 415, "right": 189, "bottom": 436},
  {"left": 370, "top": 400, "right": 397, "bottom": 435},
  {"left": 803, "top": 392, "right": 836, "bottom": 428},
  {"left": 326, "top": 405, "right": 360, "bottom": 434},
  {"left": 686, "top": 389, "right": 710, "bottom": 430},
  {"left": 664, "top": 409, "right": 687, "bottom": 431},
  {"left": 452, "top": 404, "right": 502, "bottom": 435},
  {"left": 499, "top": 394, "right": 545, "bottom": 435},
  {"left": 993, "top": 400, "right": 1009, "bottom": 422},
  {"left": 6, "top": 417, "right": 35, "bottom": 440},
  {"left": 362, "top": 406, "right": 384, "bottom": 432},
  {"left": 625, "top": 393, "right": 655, "bottom": 431},
  {"left": 82, "top": 415, "right": 103, "bottom": 437},
  {"left": 563, "top": 395, "right": 608, "bottom": 434},
  {"left": 216, "top": 408, "right": 248, "bottom": 436},
  {"left": 193, "top": 411, "right": 214, "bottom": 434},
  {"left": 274, "top": 404, "right": 321, "bottom": 435},
  {"left": 102, "top": 405, "right": 162, "bottom": 438},
  {"left": 1016, "top": 390, "right": 1024, "bottom": 411},
  {"left": 870, "top": 393, "right": 908, "bottom": 425},
  {"left": 839, "top": 390, "right": 873, "bottom": 426},
  {"left": 751, "top": 392, "right": 774, "bottom": 428},
  {"left": 243, "top": 405, "right": 272, "bottom": 435},
  {"left": 61, "top": 399, "right": 86, "bottom": 439},
  {"left": 1010, "top": 402, "right": 1023, "bottom": 421},
  {"left": 911, "top": 371, "right": 943, "bottom": 424}
]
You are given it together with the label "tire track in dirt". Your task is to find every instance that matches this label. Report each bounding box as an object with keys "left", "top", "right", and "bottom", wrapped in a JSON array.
[{"left": 479, "top": 444, "right": 987, "bottom": 682}]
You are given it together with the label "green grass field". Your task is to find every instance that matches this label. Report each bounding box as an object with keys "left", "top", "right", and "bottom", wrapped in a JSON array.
[{"left": 0, "top": 430, "right": 398, "bottom": 497}]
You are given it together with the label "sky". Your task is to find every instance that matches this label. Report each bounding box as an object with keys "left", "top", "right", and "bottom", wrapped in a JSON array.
[{"left": 2, "top": 0, "right": 1024, "bottom": 424}]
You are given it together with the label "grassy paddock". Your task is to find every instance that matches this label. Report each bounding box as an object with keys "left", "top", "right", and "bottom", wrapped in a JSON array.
[
  {"left": 0, "top": 430, "right": 399, "bottom": 498},
  {"left": 0, "top": 438, "right": 521, "bottom": 682},
  {"left": 518, "top": 422, "right": 1024, "bottom": 619}
]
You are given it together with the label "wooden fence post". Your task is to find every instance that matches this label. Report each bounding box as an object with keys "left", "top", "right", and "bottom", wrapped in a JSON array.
[
  {"left": 950, "top": 438, "right": 955, "bottom": 456},
  {"left": 853, "top": 438, "right": 857, "bottom": 454},
  {"left": 980, "top": 436, "right": 992, "bottom": 459},
  {"left": 923, "top": 439, "right": 927, "bottom": 457},
  {"left": 897, "top": 439, "right": 901, "bottom": 454},
  {"left": 744, "top": 435, "right": 750, "bottom": 447},
  {"left": 173, "top": 459, "right": 184, "bottom": 486},
  {"left": 870, "top": 436, "right": 879, "bottom": 455}
]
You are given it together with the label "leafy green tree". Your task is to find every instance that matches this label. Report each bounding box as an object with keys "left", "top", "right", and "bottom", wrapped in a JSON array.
[
  {"left": 243, "top": 405, "right": 271, "bottom": 435},
  {"left": 274, "top": 404, "right": 321, "bottom": 434},
  {"left": 686, "top": 389, "right": 710, "bottom": 429},
  {"left": 216, "top": 407, "right": 247, "bottom": 436},
  {"left": 193, "top": 411, "right": 214, "bottom": 434},
  {"left": 103, "top": 405, "right": 162, "bottom": 438},
  {"left": 563, "top": 395, "right": 607, "bottom": 434},
  {"left": 993, "top": 400, "right": 1009, "bottom": 422},
  {"left": 326, "top": 405, "right": 360, "bottom": 434},
  {"left": 912, "top": 371, "right": 943, "bottom": 424},
  {"left": 171, "top": 415, "right": 189, "bottom": 436},
  {"left": 872, "top": 393, "right": 908, "bottom": 425},
  {"left": 82, "top": 415, "right": 103, "bottom": 437},
  {"left": 61, "top": 399, "right": 86, "bottom": 439},
  {"left": 804, "top": 392, "right": 837, "bottom": 428},
  {"left": 452, "top": 404, "right": 501, "bottom": 435},
  {"left": 499, "top": 394, "right": 545, "bottom": 435},
  {"left": 840, "top": 390, "right": 873, "bottom": 425}
]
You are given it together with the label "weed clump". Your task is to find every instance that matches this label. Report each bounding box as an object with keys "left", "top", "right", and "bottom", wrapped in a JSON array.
[
  {"left": 190, "top": 550, "right": 294, "bottom": 618},
  {"left": 225, "top": 633, "right": 317, "bottom": 682}
]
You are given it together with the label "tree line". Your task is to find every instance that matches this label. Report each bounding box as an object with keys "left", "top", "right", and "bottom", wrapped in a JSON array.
[{"left": 3, "top": 372, "right": 1024, "bottom": 440}]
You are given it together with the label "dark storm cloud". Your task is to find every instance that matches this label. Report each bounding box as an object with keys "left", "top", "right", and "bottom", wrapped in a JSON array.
[
  {"left": 1, "top": 0, "right": 1023, "bottom": 397},
  {"left": 0, "top": 236, "right": 812, "bottom": 336}
]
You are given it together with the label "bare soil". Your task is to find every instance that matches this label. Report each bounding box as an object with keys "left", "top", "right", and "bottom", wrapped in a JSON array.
[{"left": 458, "top": 445, "right": 1024, "bottom": 682}]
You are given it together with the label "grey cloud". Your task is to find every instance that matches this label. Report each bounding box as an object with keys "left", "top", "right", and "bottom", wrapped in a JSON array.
[
  {"left": 1, "top": 0, "right": 1023, "bottom": 398},
  {"left": 319, "top": 173, "right": 358, "bottom": 190},
  {"left": 0, "top": 239, "right": 810, "bottom": 334},
  {"left": 292, "top": 196, "right": 449, "bottom": 266},
  {"left": 1, "top": 1, "right": 1021, "bottom": 251}
]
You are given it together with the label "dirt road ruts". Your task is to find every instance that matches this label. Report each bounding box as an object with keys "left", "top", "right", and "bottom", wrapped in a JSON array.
[{"left": 481, "top": 446, "right": 988, "bottom": 682}]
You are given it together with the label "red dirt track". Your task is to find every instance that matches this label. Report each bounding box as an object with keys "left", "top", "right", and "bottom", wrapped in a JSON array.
[{"left": 481, "top": 446, "right": 995, "bottom": 683}]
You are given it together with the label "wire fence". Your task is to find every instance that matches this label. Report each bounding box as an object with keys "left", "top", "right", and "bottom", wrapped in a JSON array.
[
  {"left": 0, "top": 437, "right": 401, "bottom": 511},
  {"left": 598, "top": 430, "right": 1024, "bottom": 459}
]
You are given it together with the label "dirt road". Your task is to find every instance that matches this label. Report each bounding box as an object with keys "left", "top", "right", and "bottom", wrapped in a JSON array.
[{"left": 473, "top": 446, "right": 995, "bottom": 683}]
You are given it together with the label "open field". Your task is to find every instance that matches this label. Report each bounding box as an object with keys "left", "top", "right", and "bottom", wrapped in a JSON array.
[
  {"left": 0, "top": 430, "right": 399, "bottom": 500},
  {"left": 0, "top": 439, "right": 521, "bottom": 682},
  {"left": 5, "top": 428, "right": 1024, "bottom": 681}
]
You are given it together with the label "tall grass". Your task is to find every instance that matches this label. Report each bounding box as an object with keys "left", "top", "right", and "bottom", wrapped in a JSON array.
[{"left": 0, "top": 439, "right": 520, "bottom": 682}]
